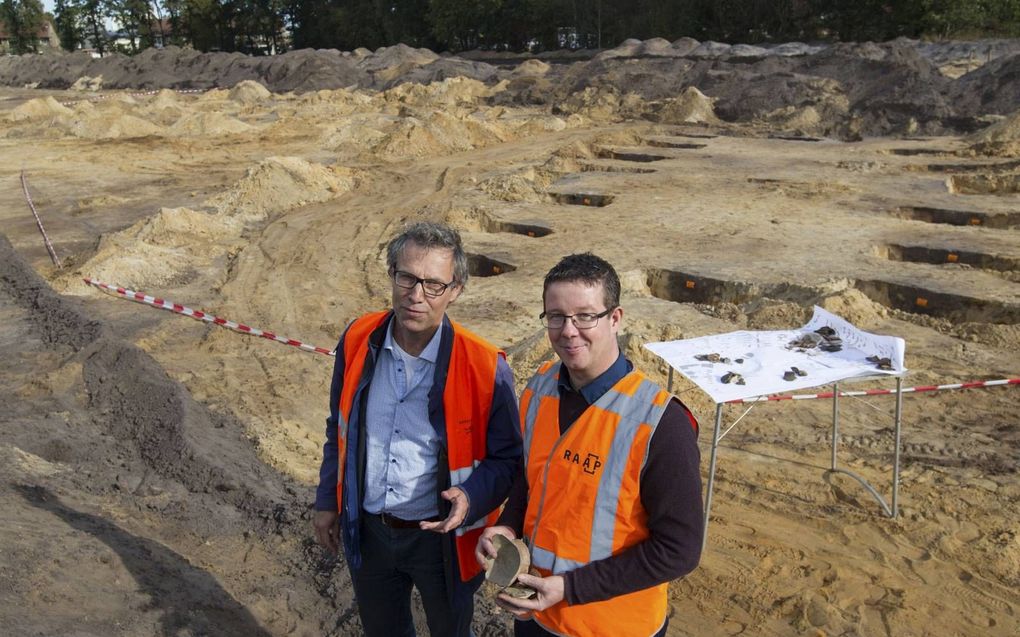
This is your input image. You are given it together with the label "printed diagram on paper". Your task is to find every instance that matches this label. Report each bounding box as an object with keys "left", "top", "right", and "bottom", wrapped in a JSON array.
[{"left": 644, "top": 306, "right": 906, "bottom": 403}]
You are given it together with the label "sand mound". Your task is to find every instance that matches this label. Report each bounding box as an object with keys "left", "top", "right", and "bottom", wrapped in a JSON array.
[
  {"left": 510, "top": 59, "right": 550, "bottom": 77},
  {"left": 946, "top": 173, "right": 1020, "bottom": 195},
  {"left": 690, "top": 41, "right": 732, "bottom": 58},
  {"left": 654, "top": 86, "right": 720, "bottom": 124},
  {"left": 498, "top": 111, "right": 570, "bottom": 137},
  {"left": 383, "top": 77, "right": 492, "bottom": 109},
  {"left": 639, "top": 38, "right": 681, "bottom": 57},
  {"left": 727, "top": 44, "right": 769, "bottom": 60},
  {"left": 69, "top": 75, "right": 103, "bottom": 91},
  {"left": 555, "top": 86, "right": 639, "bottom": 122},
  {"left": 477, "top": 167, "right": 553, "bottom": 202},
  {"left": 968, "top": 109, "right": 1020, "bottom": 155},
  {"left": 9, "top": 97, "right": 73, "bottom": 121},
  {"left": 320, "top": 112, "right": 395, "bottom": 152},
  {"left": 229, "top": 80, "right": 272, "bottom": 104},
  {"left": 373, "top": 110, "right": 509, "bottom": 160},
  {"left": 594, "top": 38, "right": 644, "bottom": 61},
  {"left": 147, "top": 89, "right": 180, "bottom": 109},
  {"left": 206, "top": 156, "right": 358, "bottom": 221},
  {"left": 970, "top": 109, "right": 1020, "bottom": 143},
  {"left": 170, "top": 112, "right": 252, "bottom": 136},
  {"left": 62, "top": 112, "right": 164, "bottom": 139},
  {"left": 817, "top": 288, "right": 888, "bottom": 327},
  {"left": 552, "top": 140, "right": 598, "bottom": 160},
  {"left": 62, "top": 207, "right": 245, "bottom": 292}
]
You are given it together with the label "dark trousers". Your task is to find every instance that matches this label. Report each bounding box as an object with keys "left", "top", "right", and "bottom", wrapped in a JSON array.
[
  {"left": 349, "top": 512, "right": 473, "bottom": 637},
  {"left": 514, "top": 617, "right": 669, "bottom": 637}
]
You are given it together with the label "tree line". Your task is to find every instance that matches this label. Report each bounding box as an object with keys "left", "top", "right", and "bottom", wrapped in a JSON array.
[{"left": 2, "top": 0, "right": 1019, "bottom": 57}]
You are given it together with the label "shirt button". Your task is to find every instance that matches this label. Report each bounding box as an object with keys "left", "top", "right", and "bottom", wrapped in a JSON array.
[
  {"left": 391, "top": 459, "right": 396, "bottom": 463},
  {"left": 388, "top": 487, "right": 394, "bottom": 492}
]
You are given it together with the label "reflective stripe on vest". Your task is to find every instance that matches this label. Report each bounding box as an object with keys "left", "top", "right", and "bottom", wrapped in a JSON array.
[
  {"left": 336, "top": 311, "right": 501, "bottom": 581},
  {"left": 521, "top": 363, "right": 673, "bottom": 637}
]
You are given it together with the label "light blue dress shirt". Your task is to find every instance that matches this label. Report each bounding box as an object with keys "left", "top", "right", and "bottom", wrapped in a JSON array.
[{"left": 362, "top": 320, "right": 443, "bottom": 520}]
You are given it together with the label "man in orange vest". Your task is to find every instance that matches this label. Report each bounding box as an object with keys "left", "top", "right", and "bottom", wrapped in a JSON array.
[
  {"left": 476, "top": 253, "right": 703, "bottom": 637},
  {"left": 313, "top": 222, "right": 522, "bottom": 636}
]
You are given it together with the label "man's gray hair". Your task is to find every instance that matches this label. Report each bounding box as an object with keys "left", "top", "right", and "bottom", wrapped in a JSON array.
[{"left": 386, "top": 221, "right": 469, "bottom": 288}]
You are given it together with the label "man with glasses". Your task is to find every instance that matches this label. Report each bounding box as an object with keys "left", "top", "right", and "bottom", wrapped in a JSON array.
[
  {"left": 314, "top": 221, "right": 522, "bottom": 636},
  {"left": 475, "top": 253, "right": 703, "bottom": 637}
]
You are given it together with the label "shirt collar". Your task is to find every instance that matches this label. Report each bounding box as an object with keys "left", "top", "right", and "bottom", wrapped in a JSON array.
[
  {"left": 557, "top": 352, "right": 633, "bottom": 405},
  {"left": 383, "top": 318, "right": 441, "bottom": 364}
]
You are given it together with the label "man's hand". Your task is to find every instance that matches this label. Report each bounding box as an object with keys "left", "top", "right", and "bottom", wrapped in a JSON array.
[
  {"left": 420, "top": 486, "right": 469, "bottom": 533},
  {"left": 496, "top": 573, "right": 565, "bottom": 619},
  {"left": 474, "top": 525, "right": 516, "bottom": 568},
  {"left": 313, "top": 510, "right": 340, "bottom": 555}
]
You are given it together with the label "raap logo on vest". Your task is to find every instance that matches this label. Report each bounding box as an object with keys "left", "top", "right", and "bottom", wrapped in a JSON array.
[{"left": 562, "top": 449, "right": 603, "bottom": 475}]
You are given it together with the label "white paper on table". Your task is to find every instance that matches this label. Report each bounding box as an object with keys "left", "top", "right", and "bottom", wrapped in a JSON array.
[{"left": 644, "top": 306, "right": 906, "bottom": 403}]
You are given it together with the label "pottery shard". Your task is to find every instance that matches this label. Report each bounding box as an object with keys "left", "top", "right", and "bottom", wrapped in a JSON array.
[{"left": 484, "top": 535, "right": 536, "bottom": 598}]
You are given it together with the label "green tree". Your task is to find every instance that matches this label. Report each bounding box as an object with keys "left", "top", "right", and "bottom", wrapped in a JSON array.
[
  {"left": 75, "top": 0, "right": 110, "bottom": 55},
  {"left": 428, "top": 0, "right": 501, "bottom": 50},
  {"left": 54, "top": 0, "right": 83, "bottom": 50},
  {"left": 0, "top": 0, "right": 46, "bottom": 54},
  {"left": 109, "top": 0, "right": 156, "bottom": 52}
]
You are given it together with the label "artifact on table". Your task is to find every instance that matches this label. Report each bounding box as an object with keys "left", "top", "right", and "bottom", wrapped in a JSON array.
[
  {"left": 866, "top": 355, "right": 894, "bottom": 370},
  {"left": 721, "top": 371, "right": 745, "bottom": 385}
]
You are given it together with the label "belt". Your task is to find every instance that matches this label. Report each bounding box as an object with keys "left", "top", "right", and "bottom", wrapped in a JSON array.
[{"left": 369, "top": 511, "right": 439, "bottom": 529}]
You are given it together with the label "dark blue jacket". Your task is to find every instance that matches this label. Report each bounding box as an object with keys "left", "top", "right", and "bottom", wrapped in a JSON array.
[{"left": 316, "top": 312, "right": 522, "bottom": 604}]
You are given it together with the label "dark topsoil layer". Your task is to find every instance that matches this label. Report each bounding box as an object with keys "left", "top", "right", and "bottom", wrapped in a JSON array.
[
  {"left": 0, "top": 233, "right": 356, "bottom": 635},
  {"left": 2, "top": 39, "right": 1019, "bottom": 137}
]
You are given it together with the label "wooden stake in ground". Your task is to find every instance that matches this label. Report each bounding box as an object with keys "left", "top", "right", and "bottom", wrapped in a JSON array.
[{"left": 20, "top": 170, "right": 61, "bottom": 268}]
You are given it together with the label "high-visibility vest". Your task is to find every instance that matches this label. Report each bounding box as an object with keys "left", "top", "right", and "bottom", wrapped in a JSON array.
[
  {"left": 336, "top": 310, "right": 501, "bottom": 582},
  {"left": 520, "top": 361, "right": 679, "bottom": 637}
]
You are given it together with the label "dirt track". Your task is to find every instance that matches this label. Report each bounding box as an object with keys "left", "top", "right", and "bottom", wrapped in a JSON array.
[{"left": 1, "top": 39, "right": 1018, "bottom": 636}]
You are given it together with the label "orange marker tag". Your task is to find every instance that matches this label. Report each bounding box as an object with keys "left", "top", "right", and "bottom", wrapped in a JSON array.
[
  {"left": 969, "top": 218, "right": 981, "bottom": 225},
  {"left": 685, "top": 280, "right": 696, "bottom": 289},
  {"left": 916, "top": 297, "right": 928, "bottom": 307},
  {"left": 947, "top": 253, "right": 958, "bottom": 263}
]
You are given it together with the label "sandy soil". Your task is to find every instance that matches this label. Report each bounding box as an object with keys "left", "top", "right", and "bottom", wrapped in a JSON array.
[{"left": 1, "top": 41, "right": 1018, "bottom": 636}]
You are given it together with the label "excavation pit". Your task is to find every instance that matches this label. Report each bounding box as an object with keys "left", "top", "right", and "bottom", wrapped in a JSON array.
[
  {"left": 646, "top": 138, "right": 708, "bottom": 150},
  {"left": 597, "top": 148, "right": 672, "bottom": 162},
  {"left": 578, "top": 162, "right": 656, "bottom": 174},
  {"left": 892, "top": 206, "right": 1020, "bottom": 229},
  {"left": 551, "top": 192, "right": 615, "bottom": 207},
  {"left": 648, "top": 269, "right": 761, "bottom": 305},
  {"left": 670, "top": 131, "right": 717, "bottom": 139},
  {"left": 767, "top": 134, "right": 823, "bottom": 142},
  {"left": 888, "top": 148, "right": 957, "bottom": 157},
  {"left": 854, "top": 279, "right": 1019, "bottom": 324},
  {"left": 467, "top": 253, "right": 517, "bottom": 278},
  {"left": 485, "top": 219, "right": 553, "bottom": 238},
  {"left": 881, "top": 244, "right": 1020, "bottom": 272},
  {"left": 647, "top": 268, "right": 818, "bottom": 307}
]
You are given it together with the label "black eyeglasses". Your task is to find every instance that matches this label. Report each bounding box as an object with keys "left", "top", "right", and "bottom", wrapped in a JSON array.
[
  {"left": 539, "top": 308, "right": 613, "bottom": 330},
  {"left": 392, "top": 270, "right": 456, "bottom": 297}
]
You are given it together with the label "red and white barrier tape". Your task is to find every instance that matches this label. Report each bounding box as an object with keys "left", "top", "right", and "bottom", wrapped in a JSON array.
[
  {"left": 60, "top": 88, "right": 208, "bottom": 106},
  {"left": 725, "top": 378, "right": 1019, "bottom": 404},
  {"left": 20, "top": 170, "right": 61, "bottom": 267},
  {"left": 84, "top": 278, "right": 334, "bottom": 357}
]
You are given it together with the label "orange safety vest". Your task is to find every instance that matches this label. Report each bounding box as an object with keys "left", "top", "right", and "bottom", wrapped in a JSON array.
[
  {"left": 335, "top": 310, "right": 502, "bottom": 582},
  {"left": 519, "top": 361, "right": 680, "bottom": 637}
]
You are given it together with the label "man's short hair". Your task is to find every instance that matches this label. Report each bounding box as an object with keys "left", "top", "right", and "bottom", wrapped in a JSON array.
[
  {"left": 543, "top": 253, "right": 621, "bottom": 310},
  {"left": 386, "top": 221, "right": 468, "bottom": 288}
]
